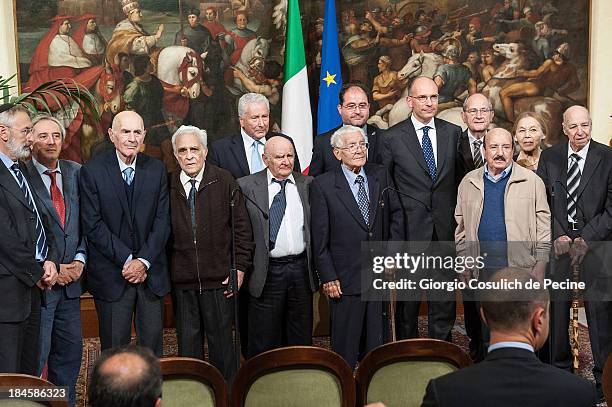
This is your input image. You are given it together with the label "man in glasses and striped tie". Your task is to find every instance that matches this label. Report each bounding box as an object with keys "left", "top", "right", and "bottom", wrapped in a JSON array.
[
  {"left": 537, "top": 105, "right": 612, "bottom": 403},
  {"left": 0, "top": 104, "right": 58, "bottom": 375},
  {"left": 311, "top": 125, "right": 404, "bottom": 368}
]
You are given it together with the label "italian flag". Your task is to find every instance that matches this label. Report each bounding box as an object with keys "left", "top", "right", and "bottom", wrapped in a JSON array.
[{"left": 282, "top": 0, "right": 313, "bottom": 172}]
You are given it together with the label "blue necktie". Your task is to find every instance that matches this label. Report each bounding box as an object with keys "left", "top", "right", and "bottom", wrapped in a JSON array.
[
  {"left": 11, "top": 163, "right": 48, "bottom": 261},
  {"left": 188, "top": 179, "right": 197, "bottom": 239},
  {"left": 421, "top": 126, "right": 437, "bottom": 182},
  {"left": 123, "top": 167, "right": 134, "bottom": 186},
  {"left": 355, "top": 175, "right": 370, "bottom": 226},
  {"left": 269, "top": 179, "right": 288, "bottom": 251},
  {"left": 251, "top": 140, "right": 265, "bottom": 173}
]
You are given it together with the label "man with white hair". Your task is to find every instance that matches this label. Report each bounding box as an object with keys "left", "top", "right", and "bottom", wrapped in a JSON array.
[{"left": 169, "top": 125, "right": 253, "bottom": 381}]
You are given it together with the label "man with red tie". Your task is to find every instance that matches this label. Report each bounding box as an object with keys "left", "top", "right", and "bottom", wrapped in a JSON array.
[{"left": 26, "top": 115, "right": 86, "bottom": 406}]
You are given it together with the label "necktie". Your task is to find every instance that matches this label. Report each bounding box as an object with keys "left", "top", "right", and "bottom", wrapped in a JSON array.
[
  {"left": 251, "top": 140, "right": 265, "bottom": 173},
  {"left": 188, "top": 179, "right": 197, "bottom": 239},
  {"left": 355, "top": 175, "right": 370, "bottom": 226},
  {"left": 473, "top": 139, "right": 484, "bottom": 168},
  {"left": 567, "top": 153, "right": 581, "bottom": 222},
  {"left": 269, "top": 178, "right": 288, "bottom": 251},
  {"left": 45, "top": 170, "right": 65, "bottom": 228},
  {"left": 123, "top": 167, "right": 134, "bottom": 186},
  {"left": 11, "top": 163, "right": 48, "bottom": 261},
  {"left": 421, "top": 126, "right": 437, "bottom": 182}
]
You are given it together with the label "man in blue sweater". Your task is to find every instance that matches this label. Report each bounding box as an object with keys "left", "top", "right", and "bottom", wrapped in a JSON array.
[{"left": 455, "top": 127, "right": 551, "bottom": 349}]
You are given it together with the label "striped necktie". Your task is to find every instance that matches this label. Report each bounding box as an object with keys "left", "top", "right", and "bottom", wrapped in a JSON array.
[
  {"left": 11, "top": 163, "right": 48, "bottom": 261},
  {"left": 473, "top": 139, "right": 484, "bottom": 168},
  {"left": 567, "top": 153, "right": 581, "bottom": 222}
]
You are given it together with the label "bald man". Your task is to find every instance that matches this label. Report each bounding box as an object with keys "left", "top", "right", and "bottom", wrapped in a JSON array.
[
  {"left": 537, "top": 105, "right": 612, "bottom": 402},
  {"left": 89, "top": 345, "right": 162, "bottom": 407},
  {"left": 80, "top": 111, "right": 170, "bottom": 357},
  {"left": 237, "top": 135, "right": 318, "bottom": 358}
]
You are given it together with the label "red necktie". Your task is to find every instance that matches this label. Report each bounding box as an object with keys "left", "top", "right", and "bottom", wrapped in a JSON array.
[{"left": 46, "top": 170, "right": 65, "bottom": 228}]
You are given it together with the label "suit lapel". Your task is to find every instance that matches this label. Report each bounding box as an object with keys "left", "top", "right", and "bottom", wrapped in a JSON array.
[
  {"left": 399, "top": 119, "right": 430, "bottom": 175},
  {"left": 253, "top": 171, "right": 270, "bottom": 247},
  {"left": 106, "top": 151, "right": 133, "bottom": 228},
  {"left": 133, "top": 154, "right": 146, "bottom": 205},
  {"left": 231, "top": 135, "right": 250, "bottom": 176},
  {"left": 59, "top": 161, "right": 72, "bottom": 227},
  {"left": 334, "top": 168, "right": 368, "bottom": 231},
  {"left": 0, "top": 161, "right": 30, "bottom": 210},
  {"left": 26, "top": 160, "right": 62, "bottom": 228},
  {"left": 434, "top": 119, "right": 449, "bottom": 181},
  {"left": 575, "top": 142, "right": 601, "bottom": 201},
  {"left": 366, "top": 165, "right": 380, "bottom": 229},
  {"left": 460, "top": 130, "right": 475, "bottom": 171},
  {"left": 294, "top": 173, "right": 309, "bottom": 220}
]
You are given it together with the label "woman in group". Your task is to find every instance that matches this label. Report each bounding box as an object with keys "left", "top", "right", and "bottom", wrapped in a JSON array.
[{"left": 513, "top": 111, "right": 547, "bottom": 171}]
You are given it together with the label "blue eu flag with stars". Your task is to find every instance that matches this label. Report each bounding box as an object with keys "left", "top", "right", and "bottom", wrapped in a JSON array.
[{"left": 317, "top": 0, "right": 343, "bottom": 135}]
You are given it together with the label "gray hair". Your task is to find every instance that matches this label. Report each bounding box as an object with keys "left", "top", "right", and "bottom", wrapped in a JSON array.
[
  {"left": 462, "top": 93, "right": 493, "bottom": 111},
  {"left": 32, "top": 114, "right": 66, "bottom": 142},
  {"left": 171, "top": 125, "right": 208, "bottom": 153},
  {"left": 0, "top": 105, "right": 30, "bottom": 128},
  {"left": 237, "top": 93, "right": 269, "bottom": 117},
  {"left": 330, "top": 125, "right": 366, "bottom": 148}
]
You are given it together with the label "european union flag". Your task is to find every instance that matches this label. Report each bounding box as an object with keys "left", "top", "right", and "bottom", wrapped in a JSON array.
[{"left": 317, "top": 0, "right": 343, "bottom": 135}]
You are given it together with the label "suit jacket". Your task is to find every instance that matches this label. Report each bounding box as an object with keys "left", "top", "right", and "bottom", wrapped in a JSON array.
[
  {"left": 381, "top": 117, "right": 462, "bottom": 241},
  {"left": 237, "top": 170, "right": 317, "bottom": 298},
  {"left": 80, "top": 149, "right": 171, "bottom": 302},
  {"left": 26, "top": 159, "right": 86, "bottom": 298},
  {"left": 0, "top": 161, "right": 58, "bottom": 323},
  {"left": 309, "top": 124, "right": 383, "bottom": 177},
  {"left": 456, "top": 129, "right": 478, "bottom": 183},
  {"left": 421, "top": 347, "right": 597, "bottom": 407},
  {"left": 537, "top": 140, "right": 612, "bottom": 242},
  {"left": 310, "top": 164, "right": 404, "bottom": 295},
  {"left": 208, "top": 132, "right": 302, "bottom": 179}
]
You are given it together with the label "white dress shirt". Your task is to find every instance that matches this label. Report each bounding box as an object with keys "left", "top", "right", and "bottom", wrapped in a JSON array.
[
  {"left": 267, "top": 171, "right": 305, "bottom": 257},
  {"left": 467, "top": 130, "right": 485, "bottom": 161},
  {"left": 567, "top": 140, "right": 590, "bottom": 174},
  {"left": 411, "top": 115, "right": 438, "bottom": 165},
  {"left": 180, "top": 166, "right": 205, "bottom": 197},
  {"left": 241, "top": 129, "right": 267, "bottom": 173}
]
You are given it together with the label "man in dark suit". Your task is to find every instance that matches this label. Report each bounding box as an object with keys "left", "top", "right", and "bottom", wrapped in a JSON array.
[
  {"left": 537, "top": 105, "right": 612, "bottom": 402},
  {"left": 0, "top": 104, "right": 58, "bottom": 374},
  {"left": 238, "top": 135, "right": 317, "bottom": 358},
  {"left": 80, "top": 110, "right": 170, "bottom": 357},
  {"left": 311, "top": 125, "right": 404, "bottom": 368},
  {"left": 310, "top": 83, "right": 383, "bottom": 177},
  {"left": 457, "top": 93, "right": 494, "bottom": 362},
  {"left": 421, "top": 267, "right": 597, "bottom": 407},
  {"left": 169, "top": 125, "right": 253, "bottom": 381},
  {"left": 208, "top": 92, "right": 301, "bottom": 179},
  {"left": 381, "top": 76, "right": 462, "bottom": 341},
  {"left": 26, "top": 115, "right": 85, "bottom": 406}
]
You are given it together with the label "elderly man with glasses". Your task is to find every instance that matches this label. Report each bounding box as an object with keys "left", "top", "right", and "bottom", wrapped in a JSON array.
[{"left": 311, "top": 125, "right": 404, "bottom": 368}]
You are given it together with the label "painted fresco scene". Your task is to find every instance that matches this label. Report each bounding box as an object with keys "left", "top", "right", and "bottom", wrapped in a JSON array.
[{"left": 15, "top": 0, "right": 590, "bottom": 168}]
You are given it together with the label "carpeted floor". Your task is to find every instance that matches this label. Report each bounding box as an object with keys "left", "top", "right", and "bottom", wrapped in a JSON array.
[{"left": 75, "top": 316, "right": 599, "bottom": 407}]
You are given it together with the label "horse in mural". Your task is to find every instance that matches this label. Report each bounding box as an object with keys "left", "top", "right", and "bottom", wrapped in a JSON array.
[{"left": 226, "top": 37, "right": 271, "bottom": 97}]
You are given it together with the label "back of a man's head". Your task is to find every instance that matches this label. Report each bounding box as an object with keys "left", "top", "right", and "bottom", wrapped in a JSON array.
[
  {"left": 89, "top": 345, "right": 162, "bottom": 407},
  {"left": 481, "top": 268, "right": 550, "bottom": 348}
]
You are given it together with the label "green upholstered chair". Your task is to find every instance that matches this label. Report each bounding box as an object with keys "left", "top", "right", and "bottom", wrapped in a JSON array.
[
  {"left": 603, "top": 354, "right": 611, "bottom": 404},
  {"left": 160, "top": 357, "right": 228, "bottom": 407},
  {"left": 355, "top": 339, "right": 472, "bottom": 407},
  {"left": 0, "top": 374, "right": 68, "bottom": 407},
  {"left": 231, "top": 346, "right": 355, "bottom": 407}
]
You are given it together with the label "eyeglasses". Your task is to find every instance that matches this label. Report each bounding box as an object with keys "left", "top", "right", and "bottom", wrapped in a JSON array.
[
  {"left": 411, "top": 94, "right": 439, "bottom": 104},
  {"left": 10, "top": 126, "right": 33, "bottom": 136},
  {"left": 464, "top": 108, "right": 493, "bottom": 116},
  {"left": 335, "top": 142, "right": 369, "bottom": 153},
  {"left": 342, "top": 103, "right": 369, "bottom": 111}
]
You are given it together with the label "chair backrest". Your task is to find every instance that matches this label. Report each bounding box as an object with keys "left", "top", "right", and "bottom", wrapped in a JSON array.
[
  {"left": 355, "top": 339, "right": 472, "bottom": 407},
  {"left": 160, "top": 357, "right": 229, "bottom": 407},
  {"left": 231, "top": 346, "right": 355, "bottom": 407},
  {"left": 0, "top": 374, "right": 68, "bottom": 407},
  {"left": 604, "top": 353, "right": 612, "bottom": 404}
]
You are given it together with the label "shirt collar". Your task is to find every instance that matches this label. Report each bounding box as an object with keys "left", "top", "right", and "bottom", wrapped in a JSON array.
[
  {"left": 32, "top": 157, "right": 60, "bottom": 175},
  {"left": 567, "top": 140, "right": 590, "bottom": 161},
  {"left": 341, "top": 163, "right": 366, "bottom": 184},
  {"left": 0, "top": 151, "right": 16, "bottom": 170},
  {"left": 410, "top": 115, "right": 436, "bottom": 132},
  {"left": 467, "top": 129, "right": 484, "bottom": 146},
  {"left": 116, "top": 150, "right": 136, "bottom": 172},
  {"left": 484, "top": 162, "right": 513, "bottom": 182},
  {"left": 488, "top": 341, "right": 534, "bottom": 353},
  {"left": 241, "top": 128, "right": 267, "bottom": 147},
  {"left": 179, "top": 165, "right": 205, "bottom": 187},
  {"left": 266, "top": 169, "right": 294, "bottom": 185}
]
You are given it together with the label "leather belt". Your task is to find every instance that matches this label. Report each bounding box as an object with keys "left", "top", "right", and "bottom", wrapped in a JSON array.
[{"left": 269, "top": 252, "right": 306, "bottom": 264}]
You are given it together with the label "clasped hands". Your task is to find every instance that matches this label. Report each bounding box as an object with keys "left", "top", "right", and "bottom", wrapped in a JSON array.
[
  {"left": 122, "top": 259, "right": 148, "bottom": 284},
  {"left": 36, "top": 260, "right": 58, "bottom": 290},
  {"left": 554, "top": 235, "right": 588, "bottom": 266}
]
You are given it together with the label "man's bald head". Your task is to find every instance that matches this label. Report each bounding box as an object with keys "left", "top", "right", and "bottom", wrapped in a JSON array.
[
  {"left": 562, "top": 105, "right": 592, "bottom": 152},
  {"left": 263, "top": 135, "right": 295, "bottom": 180},
  {"left": 89, "top": 345, "right": 162, "bottom": 407}
]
